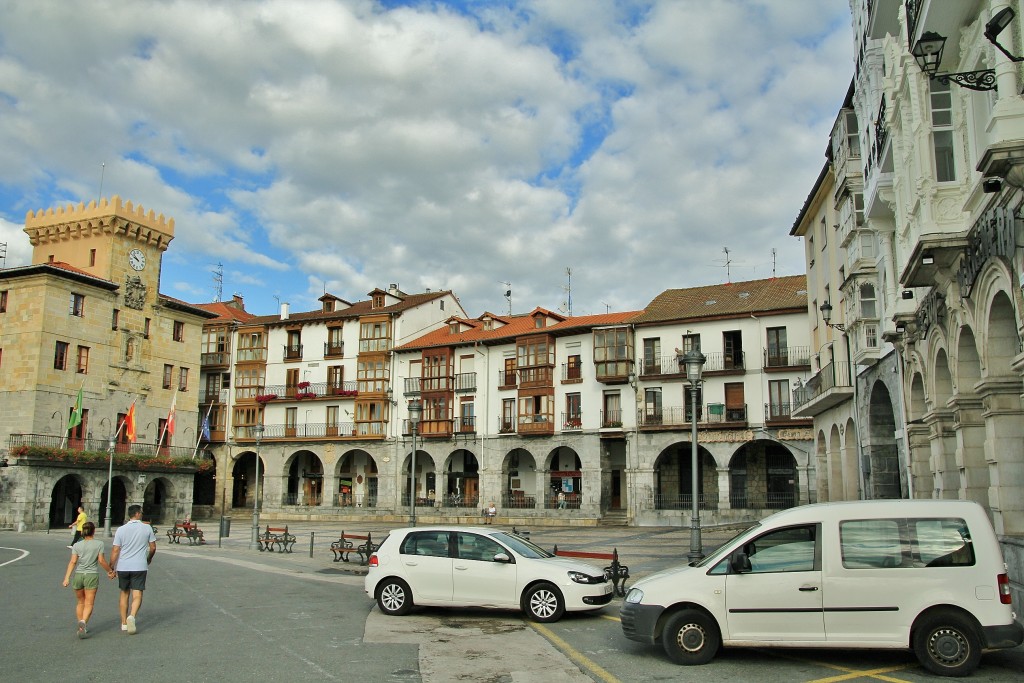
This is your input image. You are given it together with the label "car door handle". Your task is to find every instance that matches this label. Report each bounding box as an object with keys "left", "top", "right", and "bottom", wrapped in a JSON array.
[{"left": 798, "top": 585, "right": 819, "bottom": 592}]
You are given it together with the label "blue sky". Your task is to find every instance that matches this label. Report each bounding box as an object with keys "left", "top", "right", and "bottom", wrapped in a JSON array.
[{"left": 0, "top": 0, "right": 853, "bottom": 317}]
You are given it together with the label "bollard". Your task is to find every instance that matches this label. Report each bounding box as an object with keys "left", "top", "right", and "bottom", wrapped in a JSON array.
[{"left": 309, "top": 531, "right": 315, "bottom": 558}]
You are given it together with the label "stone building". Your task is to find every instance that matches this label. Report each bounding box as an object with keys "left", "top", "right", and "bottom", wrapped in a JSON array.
[{"left": 0, "top": 197, "right": 216, "bottom": 530}]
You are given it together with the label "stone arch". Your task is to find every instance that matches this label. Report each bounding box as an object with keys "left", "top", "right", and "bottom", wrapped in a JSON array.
[
  {"left": 546, "top": 446, "right": 582, "bottom": 509},
  {"left": 141, "top": 476, "right": 174, "bottom": 523},
  {"left": 98, "top": 475, "right": 131, "bottom": 528},
  {"left": 283, "top": 449, "right": 324, "bottom": 506},
  {"left": 907, "top": 372, "right": 931, "bottom": 499},
  {"left": 985, "top": 290, "right": 1020, "bottom": 377},
  {"left": 231, "top": 451, "right": 265, "bottom": 508},
  {"left": 336, "top": 449, "right": 378, "bottom": 508},
  {"left": 955, "top": 326, "right": 982, "bottom": 393},
  {"left": 193, "top": 456, "right": 216, "bottom": 507},
  {"left": 828, "top": 424, "right": 844, "bottom": 501},
  {"left": 402, "top": 450, "right": 436, "bottom": 505},
  {"left": 866, "top": 380, "right": 902, "bottom": 499},
  {"left": 815, "top": 428, "right": 828, "bottom": 502},
  {"left": 727, "top": 440, "right": 797, "bottom": 510},
  {"left": 49, "top": 474, "right": 84, "bottom": 529},
  {"left": 652, "top": 442, "right": 716, "bottom": 510},
  {"left": 503, "top": 448, "right": 539, "bottom": 509},
  {"left": 439, "top": 448, "right": 480, "bottom": 507},
  {"left": 843, "top": 417, "right": 860, "bottom": 499}
]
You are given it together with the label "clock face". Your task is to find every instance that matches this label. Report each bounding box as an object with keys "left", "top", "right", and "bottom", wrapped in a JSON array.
[{"left": 128, "top": 249, "right": 146, "bottom": 271}]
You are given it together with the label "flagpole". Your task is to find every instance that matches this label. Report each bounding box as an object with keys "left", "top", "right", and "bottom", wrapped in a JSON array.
[
  {"left": 62, "top": 381, "right": 86, "bottom": 449},
  {"left": 158, "top": 388, "right": 178, "bottom": 453},
  {"left": 193, "top": 402, "right": 214, "bottom": 459},
  {"left": 104, "top": 405, "right": 129, "bottom": 538}
]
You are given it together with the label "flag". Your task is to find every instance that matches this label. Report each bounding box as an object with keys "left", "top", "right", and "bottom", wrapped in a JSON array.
[
  {"left": 165, "top": 391, "right": 177, "bottom": 436},
  {"left": 200, "top": 414, "right": 211, "bottom": 442},
  {"left": 67, "top": 388, "right": 83, "bottom": 433},
  {"left": 124, "top": 402, "right": 137, "bottom": 443}
]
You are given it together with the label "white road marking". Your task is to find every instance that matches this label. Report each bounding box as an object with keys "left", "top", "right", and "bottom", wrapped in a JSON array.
[{"left": 0, "top": 547, "right": 30, "bottom": 567}]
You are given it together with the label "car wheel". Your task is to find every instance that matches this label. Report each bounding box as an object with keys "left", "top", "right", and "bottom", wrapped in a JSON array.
[
  {"left": 523, "top": 582, "right": 565, "bottom": 623},
  {"left": 661, "top": 609, "right": 721, "bottom": 665},
  {"left": 376, "top": 578, "right": 413, "bottom": 616},
  {"left": 912, "top": 610, "right": 981, "bottom": 677}
]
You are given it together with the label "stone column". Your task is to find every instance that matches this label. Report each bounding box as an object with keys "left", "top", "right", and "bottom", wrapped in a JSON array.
[
  {"left": 716, "top": 467, "right": 731, "bottom": 510},
  {"left": 980, "top": 379, "right": 1024, "bottom": 536},
  {"left": 952, "top": 395, "right": 989, "bottom": 507}
]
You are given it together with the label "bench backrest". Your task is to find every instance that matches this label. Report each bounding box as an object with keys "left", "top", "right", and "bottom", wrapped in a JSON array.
[{"left": 553, "top": 547, "right": 619, "bottom": 562}]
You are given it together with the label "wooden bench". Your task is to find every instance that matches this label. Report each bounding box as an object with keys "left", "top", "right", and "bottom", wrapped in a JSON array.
[
  {"left": 553, "top": 545, "right": 629, "bottom": 597},
  {"left": 329, "top": 531, "right": 378, "bottom": 565},
  {"left": 257, "top": 525, "right": 296, "bottom": 553},
  {"left": 166, "top": 520, "right": 205, "bottom": 545}
]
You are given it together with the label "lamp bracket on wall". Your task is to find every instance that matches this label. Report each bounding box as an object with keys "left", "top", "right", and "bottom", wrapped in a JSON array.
[{"left": 935, "top": 70, "right": 996, "bottom": 92}]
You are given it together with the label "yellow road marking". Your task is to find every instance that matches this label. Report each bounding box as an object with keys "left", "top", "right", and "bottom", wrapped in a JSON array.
[
  {"left": 598, "top": 614, "right": 621, "bottom": 623},
  {"left": 530, "top": 622, "right": 621, "bottom": 683},
  {"left": 763, "top": 650, "right": 915, "bottom": 683}
]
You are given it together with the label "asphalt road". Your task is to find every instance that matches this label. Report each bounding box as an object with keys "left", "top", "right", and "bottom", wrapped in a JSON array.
[{"left": 3, "top": 525, "right": 1022, "bottom": 683}]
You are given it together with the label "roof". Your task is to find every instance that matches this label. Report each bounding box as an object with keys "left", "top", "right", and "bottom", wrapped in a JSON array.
[
  {"left": 631, "top": 275, "right": 808, "bottom": 325},
  {"left": 159, "top": 294, "right": 221, "bottom": 319},
  {"left": 0, "top": 261, "right": 119, "bottom": 290},
  {"left": 396, "top": 309, "right": 640, "bottom": 351},
  {"left": 247, "top": 290, "right": 454, "bottom": 326},
  {"left": 193, "top": 300, "right": 257, "bottom": 324}
]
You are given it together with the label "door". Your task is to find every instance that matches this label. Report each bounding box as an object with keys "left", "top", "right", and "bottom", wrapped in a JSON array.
[
  {"left": 611, "top": 470, "right": 622, "bottom": 509},
  {"left": 725, "top": 383, "right": 745, "bottom": 421},
  {"left": 724, "top": 524, "right": 824, "bottom": 642},
  {"left": 286, "top": 368, "right": 300, "bottom": 397},
  {"left": 453, "top": 532, "right": 517, "bottom": 606},
  {"left": 400, "top": 530, "right": 454, "bottom": 602}
]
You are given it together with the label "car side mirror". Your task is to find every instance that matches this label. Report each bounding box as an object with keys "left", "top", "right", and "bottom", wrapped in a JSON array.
[
  {"left": 731, "top": 552, "right": 752, "bottom": 574},
  {"left": 493, "top": 553, "right": 512, "bottom": 563}
]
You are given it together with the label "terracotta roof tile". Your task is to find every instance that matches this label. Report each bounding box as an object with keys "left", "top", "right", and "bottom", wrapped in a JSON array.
[
  {"left": 631, "top": 275, "right": 808, "bottom": 325},
  {"left": 246, "top": 290, "right": 454, "bottom": 325}
]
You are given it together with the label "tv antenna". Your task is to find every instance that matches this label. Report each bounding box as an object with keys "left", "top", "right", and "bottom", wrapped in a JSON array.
[
  {"left": 212, "top": 262, "right": 223, "bottom": 302},
  {"left": 723, "top": 247, "right": 732, "bottom": 283},
  {"left": 0, "top": 241, "right": 6, "bottom": 270},
  {"left": 560, "top": 267, "right": 572, "bottom": 317},
  {"left": 500, "top": 281, "right": 512, "bottom": 316}
]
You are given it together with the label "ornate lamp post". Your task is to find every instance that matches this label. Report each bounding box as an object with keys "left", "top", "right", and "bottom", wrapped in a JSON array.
[
  {"left": 249, "top": 424, "right": 264, "bottom": 550},
  {"left": 678, "top": 348, "right": 706, "bottom": 564},
  {"left": 408, "top": 400, "right": 422, "bottom": 527}
]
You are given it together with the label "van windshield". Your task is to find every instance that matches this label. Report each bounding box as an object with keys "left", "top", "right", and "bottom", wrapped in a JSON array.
[{"left": 695, "top": 523, "right": 760, "bottom": 568}]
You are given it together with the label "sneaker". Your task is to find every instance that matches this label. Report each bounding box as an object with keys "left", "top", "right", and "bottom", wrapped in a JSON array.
[
  {"left": 66, "top": 545, "right": 73, "bottom": 549},
  {"left": 77, "top": 621, "right": 86, "bottom": 639},
  {"left": 126, "top": 615, "right": 136, "bottom": 635},
  {"left": 121, "top": 624, "right": 128, "bottom": 632}
]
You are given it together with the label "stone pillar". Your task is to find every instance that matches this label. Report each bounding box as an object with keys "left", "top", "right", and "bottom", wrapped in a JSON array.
[
  {"left": 796, "top": 465, "right": 812, "bottom": 506},
  {"left": 952, "top": 395, "right": 990, "bottom": 507},
  {"left": 980, "top": 379, "right": 1024, "bottom": 536},
  {"left": 906, "top": 423, "right": 932, "bottom": 500},
  {"left": 716, "top": 467, "right": 731, "bottom": 509},
  {"left": 928, "top": 410, "right": 959, "bottom": 499}
]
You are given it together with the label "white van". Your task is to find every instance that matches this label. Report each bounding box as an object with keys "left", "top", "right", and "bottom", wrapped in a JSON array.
[{"left": 620, "top": 500, "right": 1022, "bottom": 676}]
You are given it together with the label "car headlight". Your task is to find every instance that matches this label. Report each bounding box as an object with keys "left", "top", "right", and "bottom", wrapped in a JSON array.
[
  {"left": 624, "top": 587, "right": 644, "bottom": 603},
  {"left": 568, "top": 570, "right": 603, "bottom": 584}
]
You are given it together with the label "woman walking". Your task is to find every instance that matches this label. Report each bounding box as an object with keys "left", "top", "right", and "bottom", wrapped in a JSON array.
[{"left": 62, "top": 521, "right": 113, "bottom": 638}]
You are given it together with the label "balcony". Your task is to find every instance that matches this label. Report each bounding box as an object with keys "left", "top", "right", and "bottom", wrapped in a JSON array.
[
  {"left": 497, "top": 418, "right": 515, "bottom": 434},
  {"left": 561, "top": 363, "right": 583, "bottom": 383},
  {"left": 404, "top": 377, "right": 422, "bottom": 395},
  {"left": 9, "top": 433, "right": 196, "bottom": 460},
  {"left": 640, "top": 351, "right": 745, "bottom": 376},
  {"left": 763, "top": 346, "right": 811, "bottom": 370},
  {"left": 453, "top": 372, "right": 476, "bottom": 393},
  {"left": 561, "top": 412, "right": 582, "bottom": 431},
  {"left": 637, "top": 404, "right": 748, "bottom": 429},
  {"left": 232, "top": 422, "right": 356, "bottom": 440},
  {"left": 764, "top": 402, "right": 812, "bottom": 427},
  {"left": 517, "top": 366, "right": 553, "bottom": 389},
  {"left": 283, "top": 344, "right": 303, "bottom": 361},
  {"left": 791, "top": 361, "right": 854, "bottom": 418},
  {"left": 457, "top": 415, "right": 476, "bottom": 434},
  {"left": 255, "top": 381, "right": 358, "bottom": 401},
  {"left": 498, "top": 370, "right": 517, "bottom": 389},
  {"left": 323, "top": 342, "right": 344, "bottom": 358},
  {"left": 200, "top": 388, "right": 225, "bottom": 404},
  {"left": 600, "top": 409, "right": 623, "bottom": 429},
  {"left": 518, "top": 413, "right": 554, "bottom": 435},
  {"left": 404, "top": 418, "right": 453, "bottom": 438},
  {"left": 201, "top": 351, "right": 230, "bottom": 367}
]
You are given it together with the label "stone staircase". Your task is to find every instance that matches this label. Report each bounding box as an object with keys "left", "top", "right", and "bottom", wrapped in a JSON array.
[{"left": 599, "top": 509, "right": 629, "bottom": 527}]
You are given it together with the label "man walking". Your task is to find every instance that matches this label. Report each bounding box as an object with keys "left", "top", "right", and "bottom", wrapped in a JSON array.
[
  {"left": 68, "top": 505, "right": 87, "bottom": 548},
  {"left": 109, "top": 505, "right": 157, "bottom": 635}
]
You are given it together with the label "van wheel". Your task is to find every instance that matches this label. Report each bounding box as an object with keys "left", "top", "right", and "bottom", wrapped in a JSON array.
[
  {"left": 912, "top": 611, "right": 981, "bottom": 677},
  {"left": 377, "top": 578, "right": 413, "bottom": 616},
  {"left": 661, "top": 609, "right": 720, "bottom": 665},
  {"left": 523, "top": 582, "right": 565, "bottom": 623}
]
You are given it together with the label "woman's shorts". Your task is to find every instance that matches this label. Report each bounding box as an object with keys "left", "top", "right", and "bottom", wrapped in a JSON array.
[{"left": 72, "top": 573, "right": 100, "bottom": 590}]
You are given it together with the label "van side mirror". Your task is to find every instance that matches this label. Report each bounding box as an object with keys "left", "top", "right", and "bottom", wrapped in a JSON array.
[
  {"left": 731, "top": 552, "right": 752, "bottom": 574},
  {"left": 493, "top": 553, "right": 512, "bottom": 563}
]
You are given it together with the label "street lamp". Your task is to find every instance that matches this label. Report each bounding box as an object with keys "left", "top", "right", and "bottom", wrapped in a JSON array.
[
  {"left": 249, "top": 424, "right": 265, "bottom": 550},
  {"left": 820, "top": 300, "right": 846, "bottom": 332},
  {"left": 678, "top": 348, "right": 706, "bottom": 564},
  {"left": 408, "top": 400, "right": 422, "bottom": 527},
  {"left": 101, "top": 417, "right": 115, "bottom": 538}
]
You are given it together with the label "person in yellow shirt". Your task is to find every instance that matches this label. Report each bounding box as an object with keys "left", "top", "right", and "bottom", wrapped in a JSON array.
[{"left": 68, "top": 506, "right": 87, "bottom": 548}]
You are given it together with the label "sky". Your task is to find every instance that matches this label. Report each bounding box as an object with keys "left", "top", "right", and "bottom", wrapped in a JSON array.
[{"left": 0, "top": 0, "right": 853, "bottom": 318}]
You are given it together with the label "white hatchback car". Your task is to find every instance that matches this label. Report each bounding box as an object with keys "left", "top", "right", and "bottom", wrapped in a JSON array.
[{"left": 365, "top": 526, "right": 613, "bottom": 622}]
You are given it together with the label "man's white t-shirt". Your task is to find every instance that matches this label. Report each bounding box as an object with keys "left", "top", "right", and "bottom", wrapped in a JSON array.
[{"left": 112, "top": 519, "right": 156, "bottom": 572}]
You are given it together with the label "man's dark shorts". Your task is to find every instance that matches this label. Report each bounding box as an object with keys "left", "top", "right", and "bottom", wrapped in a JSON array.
[{"left": 117, "top": 571, "right": 148, "bottom": 591}]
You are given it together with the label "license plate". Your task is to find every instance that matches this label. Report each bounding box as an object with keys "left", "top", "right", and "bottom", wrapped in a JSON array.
[{"left": 603, "top": 583, "right": 613, "bottom": 594}]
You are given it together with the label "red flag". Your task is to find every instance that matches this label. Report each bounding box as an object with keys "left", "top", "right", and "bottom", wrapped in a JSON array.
[
  {"left": 124, "top": 402, "right": 137, "bottom": 443},
  {"left": 166, "top": 391, "right": 177, "bottom": 436}
]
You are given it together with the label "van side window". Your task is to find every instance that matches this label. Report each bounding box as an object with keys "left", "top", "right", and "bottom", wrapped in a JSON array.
[
  {"left": 742, "top": 525, "right": 817, "bottom": 573},
  {"left": 840, "top": 519, "right": 903, "bottom": 568},
  {"left": 915, "top": 518, "right": 974, "bottom": 567},
  {"left": 399, "top": 531, "right": 451, "bottom": 558},
  {"left": 839, "top": 517, "right": 974, "bottom": 569}
]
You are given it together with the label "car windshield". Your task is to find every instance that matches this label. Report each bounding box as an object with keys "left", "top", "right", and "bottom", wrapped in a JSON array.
[
  {"left": 695, "top": 522, "right": 761, "bottom": 568},
  {"left": 492, "top": 532, "right": 554, "bottom": 559}
]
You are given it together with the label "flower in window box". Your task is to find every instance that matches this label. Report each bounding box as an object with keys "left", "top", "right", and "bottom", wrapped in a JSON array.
[
  {"left": 297, "top": 381, "right": 311, "bottom": 389},
  {"left": 255, "top": 393, "right": 278, "bottom": 404},
  {"left": 296, "top": 391, "right": 316, "bottom": 399}
]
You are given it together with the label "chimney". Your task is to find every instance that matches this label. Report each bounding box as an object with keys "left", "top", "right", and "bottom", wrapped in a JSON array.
[
  {"left": 230, "top": 294, "right": 245, "bottom": 310},
  {"left": 280, "top": 302, "right": 290, "bottom": 320},
  {"left": 388, "top": 283, "right": 399, "bottom": 294}
]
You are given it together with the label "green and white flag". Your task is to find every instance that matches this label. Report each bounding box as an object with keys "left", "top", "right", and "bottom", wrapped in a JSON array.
[{"left": 67, "top": 388, "right": 83, "bottom": 433}]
